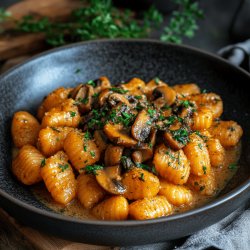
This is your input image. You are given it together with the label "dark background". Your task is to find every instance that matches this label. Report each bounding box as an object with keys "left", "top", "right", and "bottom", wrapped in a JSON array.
[{"left": 1, "top": 0, "right": 249, "bottom": 53}]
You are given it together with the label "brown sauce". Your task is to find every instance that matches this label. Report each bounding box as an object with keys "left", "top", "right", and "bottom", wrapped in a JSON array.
[{"left": 21, "top": 143, "right": 241, "bottom": 220}]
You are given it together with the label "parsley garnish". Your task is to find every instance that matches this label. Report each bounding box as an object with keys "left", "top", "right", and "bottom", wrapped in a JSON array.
[
  {"left": 78, "top": 97, "right": 89, "bottom": 104},
  {"left": 40, "top": 158, "right": 46, "bottom": 168},
  {"left": 198, "top": 143, "right": 203, "bottom": 150},
  {"left": 139, "top": 173, "right": 145, "bottom": 181},
  {"left": 84, "top": 131, "right": 92, "bottom": 141},
  {"left": 70, "top": 111, "right": 76, "bottom": 117},
  {"left": 87, "top": 80, "right": 96, "bottom": 87},
  {"left": 90, "top": 151, "right": 96, "bottom": 157},
  {"left": 180, "top": 100, "right": 193, "bottom": 108},
  {"left": 85, "top": 165, "right": 103, "bottom": 175},
  {"left": 83, "top": 145, "right": 88, "bottom": 152},
  {"left": 147, "top": 109, "right": 156, "bottom": 118},
  {"left": 154, "top": 77, "right": 160, "bottom": 85},
  {"left": 171, "top": 128, "right": 189, "bottom": 144},
  {"left": 148, "top": 142, "right": 153, "bottom": 149},
  {"left": 110, "top": 87, "right": 128, "bottom": 94},
  {"left": 164, "top": 116, "right": 176, "bottom": 126},
  {"left": 58, "top": 164, "right": 69, "bottom": 172},
  {"left": 202, "top": 166, "right": 207, "bottom": 175},
  {"left": 92, "top": 93, "right": 99, "bottom": 98},
  {"left": 228, "top": 163, "right": 237, "bottom": 170},
  {"left": 51, "top": 127, "right": 60, "bottom": 132},
  {"left": 135, "top": 95, "right": 142, "bottom": 100}
]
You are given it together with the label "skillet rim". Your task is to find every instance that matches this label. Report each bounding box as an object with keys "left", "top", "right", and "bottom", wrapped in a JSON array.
[{"left": 0, "top": 38, "right": 249, "bottom": 227}]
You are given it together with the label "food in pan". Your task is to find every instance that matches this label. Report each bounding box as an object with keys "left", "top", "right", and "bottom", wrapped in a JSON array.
[{"left": 11, "top": 77, "right": 243, "bottom": 220}]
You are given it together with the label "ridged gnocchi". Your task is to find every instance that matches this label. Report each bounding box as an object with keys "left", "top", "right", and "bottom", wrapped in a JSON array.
[
  {"left": 183, "top": 133, "right": 211, "bottom": 176},
  {"left": 92, "top": 196, "right": 129, "bottom": 220},
  {"left": 11, "top": 111, "right": 40, "bottom": 148},
  {"left": 40, "top": 151, "right": 77, "bottom": 205},
  {"left": 159, "top": 179, "right": 193, "bottom": 206},
  {"left": 12, "top": 145, "right": 43, "bottom": 185},
  {"left": 129, "top": 196, "right": 173, "bottom": 220},
  {"left": 77, "top": 173, "right": 106, "bottom": 209},
  {"left": 153, "top": 144, "right": 190, "bottom": 185},
  {"left": 122, "top": 168, "right": 160, "bottom": 200}
]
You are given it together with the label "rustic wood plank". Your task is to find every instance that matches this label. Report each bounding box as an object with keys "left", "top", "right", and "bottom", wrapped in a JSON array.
[
  {"left": 0, "top": 208, "right": 111, "bottom": 250},
  {"left": 0, "top": 55, "right": 31, "bottom": 73}
]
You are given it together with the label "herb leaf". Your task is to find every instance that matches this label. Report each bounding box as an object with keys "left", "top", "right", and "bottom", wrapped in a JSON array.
[{"left": 85, "top": 165, "right": 103, "bottom": 175}]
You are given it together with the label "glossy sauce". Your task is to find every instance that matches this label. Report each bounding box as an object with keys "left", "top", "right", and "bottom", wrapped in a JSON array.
[{"left": 17, "top": 143, "right": 241, "bottom": 220}]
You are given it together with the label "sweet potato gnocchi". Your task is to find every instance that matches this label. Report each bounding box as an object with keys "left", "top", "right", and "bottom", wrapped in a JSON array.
[{"left": 11, "top": 77, "right": 243, "bottom": 220}]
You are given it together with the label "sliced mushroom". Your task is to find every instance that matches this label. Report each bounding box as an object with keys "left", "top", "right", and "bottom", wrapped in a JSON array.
[
  {"left": 144, "top": 78, "right": 164, "bottom": 97},
  {"left": 121, "top": 78, "right": 145, "bottom": 96},
  {"left": 132, "top": 129, "right": 156, "bottom": 163},
  {"left": 131, "top": 110, "right": 152, "bottom": 142},
  {"left": 108, "top": 93, "right": 131, "bottom": 107},
  {"left": 94, "top": 130, "right": 109, "bottom": 153},
  {"left": 104, "top": 144, "right": 124, "bottom": 166},
  {"left": 98, "top": 89, "right": 113, "bottom": 106},
  {"left": 152, "top": 85, "right": 176, "bottom": 106},
  {"left": 93, "top": 76, "right": 111, "bottom": 93},
  {"left": 104, "top": 123, "right": 137, "bottom": 147},
  {"left": 96, "top": 165, "right": 126, "bottom": 195},
  {"left": 121, "top": 155, "right": 135, "bottom": 171},
  {"left": 70, "top": 84, "right": 94, "bottom": 113}
]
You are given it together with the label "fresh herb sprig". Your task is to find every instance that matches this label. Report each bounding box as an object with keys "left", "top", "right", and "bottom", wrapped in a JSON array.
[
  {"left": 1, "top": 0, "right": 203, "bottom": 46},
  {"left": 161, "top": 0, "right": 203, "bottom": 44}
]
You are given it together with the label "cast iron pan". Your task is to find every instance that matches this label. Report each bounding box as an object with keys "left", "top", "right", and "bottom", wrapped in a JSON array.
[{"left": 0, "top": 40, "right": 249, "bottom": 246}]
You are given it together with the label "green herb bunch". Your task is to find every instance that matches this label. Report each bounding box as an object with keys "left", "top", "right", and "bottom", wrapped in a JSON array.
[{"left": 1, "top": 0, "right": 203, "bottom": 46}]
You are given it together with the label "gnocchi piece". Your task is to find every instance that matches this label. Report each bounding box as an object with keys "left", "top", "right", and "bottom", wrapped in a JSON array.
[
  {"left": 159, "top": 179, "right": 193, "bottom": 206},
  {"left": 121, "top": 78, "right": 146, "bottom": 96},
  {"left": 153, "top": 144, "right": 190, "bottom": 185},
  {"left": 172, "top": 83, "right": 200, "bottom": 97},
  {"left": 189, "top": 93, "right": 223, "bottom": 118},
  {"left": 208, "top": 120, "right": 243, "bottom": 148},
  {"left": 77, "top": 173, "right": 106, "bottom": 209},
  {"left": 129, "top": 196, "right": 173, "bottom": 220},
  {"left": 12, "top": 145, "right": 43, "bottom": 185},
  {"left": 122, "top": 168, "right": 160, "bottom": 200},
  {"left": 37, "top": 126, "right": 74, "bottom": 157},
  {"left": 183, "top": 133, "right": 211, "bottom": 176},
  {"left": 92, "top": 196, "right": 129, "bottom": 220},
  {"left": 144, "top": 78, "right": 165, "bottom": 96},
  {"left": 206, "top": 138, "right": 225, "bottom": 167},
  {"left": 11, "top": 111, "right": 40, "bottom": 148},
  {"left": 64, "top": 130, "right": 100, "bottom": 172},
  {"left": 187, "top": 169, "right": 217, "bottom": 196},
  {"left": 192, "top": 107, "right": 213, "bottom": 131},
  {"left": 40, "top": 151, "right": 77, "bottom": 205},
  {"left": 41, "top": 99, "right": 80, "bottom": 128},
  {"left": 37, "top": 87, "right": 72, "bottom": 120}
]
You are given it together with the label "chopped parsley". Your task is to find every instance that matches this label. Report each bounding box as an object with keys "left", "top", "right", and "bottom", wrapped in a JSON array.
[
  {"left": 139, "top": 173, "right": 145, "bottom": 181},
  {"left": 180, "top": 100, "right": 193, "bottom": 108},
  {"left": 83, "top": 145, "right": 88, "bottom": 152},
  {"left": 164, "top": 116, "right": 176, "bottom": 126},
  {"left": 40, "top": 158, "right": 46, "bottom": 168},
  {"left": 146, "top": 120, "right": 152, "bottom": 125},
  {"left": 198, "top": 143, "right": 203, "bottom": 150},
  {"left": 171, "top": 128, "right": 189, "bottom": 145},
  {"left": 84, "top": 130, "right": 92, "bottom": 141},
  {"left": 202, "top": 89, "right": 207, "bottom": 93},
  {"left": 154, "top": 77, "right": 160, "bottom": 85},
  {"left": 58, "top": 164, "right": 69, "bottom": 172},
  {"left": 202, "top": 166, "right": 207, "bottom": 175},
  {"left": 147, "top": 109, "right": 156, "bottom": 118},
  {"left": 148, "top": 142, "right": 153, "bottom": 149},
  {"left": 85, "top": 165, "right": 103, "bottom": 175},
  {"left": 90, "top": 151, "right": 95, "bottom": 157},
  {"left": 228, "top": 163, "right": 237, "bottom": 170},
  {"left": 162, "top": 104, "right": 171, "bottom": 110},
  {"left": 92, "top": 93, "right": 99, "bottom": 98},
  {"left": 135, "top": 95, "right": 142, "bottom": 100},
  {"left": 78, "top": 97, "right": 89, "bottom": 104},
  {"left": 110, "top": 87, "right": 128, "bottom": 94},
  {"left": 70, "top": 111, "right": 76, "bottom": 117},
  {"left": 87, "top": 80, "right": 96, "bottom": 87},
  {"left": 51, "top": 127, "right": 60, "bottom": 132},
  {"left": 166, "top": 150, "right": 176, "bottom": 161}
]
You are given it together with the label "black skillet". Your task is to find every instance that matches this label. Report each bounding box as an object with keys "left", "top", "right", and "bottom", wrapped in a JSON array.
[{"left": 0, "top": 40, "right": 249, "bottom": 246}]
